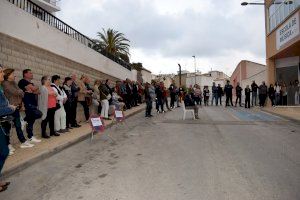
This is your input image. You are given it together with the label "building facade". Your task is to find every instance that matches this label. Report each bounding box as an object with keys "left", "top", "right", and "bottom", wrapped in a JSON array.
[
  {"left": 265, "top": 0, "right": 300, "bottom": 105},
  {"left": 230, "top": 60, "right": 266, "bottom": 90}
]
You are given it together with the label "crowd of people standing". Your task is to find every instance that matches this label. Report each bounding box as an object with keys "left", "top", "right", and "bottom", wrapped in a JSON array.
[{"left": 0, "top": 65, "right": 146, "bottom": 192}]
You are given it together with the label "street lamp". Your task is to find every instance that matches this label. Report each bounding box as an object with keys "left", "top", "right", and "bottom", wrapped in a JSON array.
[
  {"left": 241, "top": 2, "right": 264, "bottom": 6},
  {"left": 178, "top": 63, "right": 182, "bottom": 86},
  {"left": 192, "top": 55, "right": 196, "bottom": 85},
  {"left": 241, "top": 1, "right": 293, "bottom": 6}
]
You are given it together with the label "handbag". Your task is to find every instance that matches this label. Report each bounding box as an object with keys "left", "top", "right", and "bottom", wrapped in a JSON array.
[{"left": 55, "top": 102, "right": 61, "bottom": 111}]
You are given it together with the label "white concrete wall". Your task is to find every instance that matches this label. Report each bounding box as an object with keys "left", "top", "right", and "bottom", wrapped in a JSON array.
[
  {"left": 141, "top": 70, "right": 152, "bottom": 83},
  {"left": 0, "top": 0, "right": 132, "bottom": 80},
  {"left": 131, "top": 69, "right": 137, "bottom": 81}
]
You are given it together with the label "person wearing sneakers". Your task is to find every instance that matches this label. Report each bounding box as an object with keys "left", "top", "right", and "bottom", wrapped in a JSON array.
[
  {"left": 0, "top": 64, "right": 16, "bottom": 192},
  {"left": 2, "top": 68, "right": 34, "bottom": 152},
  {"left": 18, "top": 69, "right": 42, "bottom": 143}
]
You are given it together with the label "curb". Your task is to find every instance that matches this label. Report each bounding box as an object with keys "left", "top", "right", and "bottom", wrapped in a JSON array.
[
  {"left": 262, "top": 109, "right": 300, "bottom": 124},
  {"left": 2, "top": 107, "right": 145, "bottom": 178}
]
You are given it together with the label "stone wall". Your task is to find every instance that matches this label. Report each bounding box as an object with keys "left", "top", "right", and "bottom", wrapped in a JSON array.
[
  {"left": 0, "top": 33, "right": 113, "bottom": 146},
  {"left": 0, "top": 33, "right": 118, "bottom": 84}
]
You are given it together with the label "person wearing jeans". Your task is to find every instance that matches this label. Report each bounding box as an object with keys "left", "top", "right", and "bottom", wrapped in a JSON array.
[
  {"left": 0, "top": 64, "right": 16, "bottom": 193},
  {"left": 211, "top": 82, "right": 218, "bottom": 106},
  {"left": 18, "top": 69, "right": 41, "bottom": 143},
  {"left": 2, "top": 68, "right": 34, "bottom": 151}
]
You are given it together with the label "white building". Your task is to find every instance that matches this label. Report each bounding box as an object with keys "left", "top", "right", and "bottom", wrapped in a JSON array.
[
  {"left": 31, "top": 0, "right": 61, "bottom": 14},
  {"left": 0, "top": 0, "right": 134, "bottom": 83},
  {"left": 186, "top": 71, "right": 229, "bottom": 90}
]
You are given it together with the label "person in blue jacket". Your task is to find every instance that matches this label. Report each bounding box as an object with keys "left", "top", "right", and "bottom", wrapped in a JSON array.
[{"left": 0, "top": 64, "right": 16, "bottom": 192}]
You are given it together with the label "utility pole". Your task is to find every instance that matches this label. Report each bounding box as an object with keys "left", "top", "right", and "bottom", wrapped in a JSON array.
[
  {"left": 178, "top": 64, "right": 182, "bottom": 86},
  {"left": 192, "top": 56, "right": 196, "bottom": 85}
]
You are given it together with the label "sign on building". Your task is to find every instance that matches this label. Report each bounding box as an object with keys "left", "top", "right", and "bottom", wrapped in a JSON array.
[{"left": 276, "top": 12, "right": 299, "bottom": 50}]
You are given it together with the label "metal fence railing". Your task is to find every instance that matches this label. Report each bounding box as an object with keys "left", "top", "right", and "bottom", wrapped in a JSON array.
[{"left": 7, "top": 0, "right": 132, "bottom": 71}]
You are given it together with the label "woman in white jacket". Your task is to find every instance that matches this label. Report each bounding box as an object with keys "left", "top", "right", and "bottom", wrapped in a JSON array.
[{"left": 51, "top": 75, "right": 68, "bottom": 133}]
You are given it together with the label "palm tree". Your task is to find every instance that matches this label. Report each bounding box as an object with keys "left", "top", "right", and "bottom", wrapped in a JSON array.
[{"left": 93, "top": 28, "right": 130, "bottom": 62}]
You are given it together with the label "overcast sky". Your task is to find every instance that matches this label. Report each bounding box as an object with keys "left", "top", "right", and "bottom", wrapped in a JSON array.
[{"left": 57, "top": 0, "right": 266, "bottom": 75}]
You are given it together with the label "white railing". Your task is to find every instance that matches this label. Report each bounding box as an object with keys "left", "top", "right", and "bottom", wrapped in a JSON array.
[{"left": 269, "top": 0, "right": 300, "bottom": 33}]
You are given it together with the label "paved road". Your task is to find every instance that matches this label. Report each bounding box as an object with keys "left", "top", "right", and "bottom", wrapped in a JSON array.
[{"left": 1, "top": 106, "right": 300, "bottom": 200}]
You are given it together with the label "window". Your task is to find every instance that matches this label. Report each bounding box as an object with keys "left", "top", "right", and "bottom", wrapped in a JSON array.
[{"left": 268, "top": 0, "right": 300, "bottom": 33}]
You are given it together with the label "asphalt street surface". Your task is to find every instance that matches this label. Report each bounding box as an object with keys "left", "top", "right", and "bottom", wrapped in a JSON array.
[{"left": 1, "top": 105, "right": 300, "bottom": 200}]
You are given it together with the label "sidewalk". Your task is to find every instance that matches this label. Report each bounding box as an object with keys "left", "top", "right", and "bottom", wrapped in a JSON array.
[
  {"left": 3, "top": 105, "right": 145, "bottom": 177},
  {"left": 262, "top": 106, "right": 300, "bottom": 123}
]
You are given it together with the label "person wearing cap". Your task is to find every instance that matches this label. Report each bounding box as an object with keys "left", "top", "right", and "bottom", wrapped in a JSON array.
[
  {"left": 2, "top": 68, "right": 34, "bottom": 152},
  {"left": 0, "top": 64, "right": 16, "bottom": 192}
]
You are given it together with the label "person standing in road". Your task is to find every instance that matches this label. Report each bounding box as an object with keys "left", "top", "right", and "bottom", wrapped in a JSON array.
[
  {"left": 144, "top": 82, "right": 155, "bottom": 117},
  {"left": 203, "top": 86, "right": 210, "bottom": 106},
  {"left": 193, "top": 84, "right": 202, "bottom": 106},
  {"left": 217, "top": 84, "right": 223, "bottom": 106},
  {"left": 211, "top": 82, "right": 218, "bottom": 106},
  {"left": 235, "top": 82, "right": 243, "bottom": 107},
  {"left": 251, "top": 81, "right": 258, "bottom": 107},
  {"left": 183, "top": 92, "right": 199, "bottom": 119},
  {"left": 259, "top": 81, "right": 268, "bottom": 107},
  {"left": 169, "top": 83, "right": 177, "bottom": 109},
  {"left": 244, "top": 85, "right": 251, "bottom": 109},
  {"left": 224, "top": 80, "right": 233, "bottom": 107}
]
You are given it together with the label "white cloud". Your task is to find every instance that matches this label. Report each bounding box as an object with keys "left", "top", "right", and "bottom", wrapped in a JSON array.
[{"left": 57, "top": 0, "right": 266, "bottom": 75}]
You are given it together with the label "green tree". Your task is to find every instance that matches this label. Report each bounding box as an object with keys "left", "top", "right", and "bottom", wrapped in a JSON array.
[{"left": 93, "top": 28, "right": 130, "bottom": 62}]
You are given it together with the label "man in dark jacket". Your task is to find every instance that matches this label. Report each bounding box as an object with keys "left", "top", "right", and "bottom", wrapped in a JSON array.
[
  {"left": 169, "top": 83, "right": 177, "bottom": 109},
  {"left": 18, "top": 69, "right": 42, "bottom": 142},
  {"left": 245, "top": 85, "right": 251, "bottom": 109},
  {"left": 217, "top": 84, "right": 223, "bottom": 105},
  {"left": 224, "top": 80, "right": 233, "bottom": 107},
  {"left": 235, "top": 82, "right": 243, "bottom": 107},
  {"left": 69, "top": 74, "right": 81, "bottom": 128},
  {"left": 184, "top": 92, "right": 199, "bottom": 119},
  {"left": 251, "top": 81, "right": 258, "bottom": 107},
  {"left": 259, "top": 81, "right": 268, "bottom": 107}
]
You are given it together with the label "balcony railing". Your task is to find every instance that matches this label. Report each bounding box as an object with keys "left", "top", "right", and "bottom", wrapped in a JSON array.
[
  {"left": 268, "top": 0, "right": 300, "bottom": 33},
  {"left": 6, "top": 0, "right": 132, "bottom": 71}
]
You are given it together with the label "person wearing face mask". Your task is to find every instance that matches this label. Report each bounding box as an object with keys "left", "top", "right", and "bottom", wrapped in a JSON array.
[{"left": 0, "top": 64, "right": 16, "bottom": 192}]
